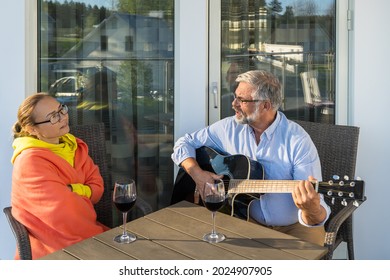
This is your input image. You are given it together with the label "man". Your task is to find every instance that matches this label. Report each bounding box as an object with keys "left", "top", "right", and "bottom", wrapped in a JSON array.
[{"left": 171, "top": 70, "right": 330, "bottom": 245}]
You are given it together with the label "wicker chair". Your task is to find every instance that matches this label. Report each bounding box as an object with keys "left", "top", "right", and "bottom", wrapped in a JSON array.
[
  {"left": 3, "top": 206, "right": 32, "bottom": 260},
  {"left": 70, "top": 122, "right": 114, "bottom": 227},
  {"left": 295, "top": 120, "right": 366, "bottom": 260},
  {"left": 70, "top": 123, "right": 152, "bottom": 228}
]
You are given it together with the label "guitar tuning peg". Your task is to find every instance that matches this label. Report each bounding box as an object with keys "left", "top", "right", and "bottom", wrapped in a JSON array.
[
  {"left": 344, "top": 175, "right": 349, "bottom": 180},
  {"left": 353, "top": 200, "right": 361, "bottom": 207},
  {"left": 332, "top": 175, "right": 340, "bottom": 180},
  {"left": 331, "top": 197, "right": 335, "bottom": 205},
  {"left": 356, "top": 176, "right": 362, "bottom": 181},
  {"left": 341, "top": 199, "right": 348, "bottom": 206}
]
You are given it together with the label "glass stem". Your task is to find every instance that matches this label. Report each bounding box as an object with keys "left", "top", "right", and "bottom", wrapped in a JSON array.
[
  {"left": 122, "top": 212, "right": 128, "bottom": 236},
  {"left": 212, "top": 211, "right": 216, "bottom": 235}
]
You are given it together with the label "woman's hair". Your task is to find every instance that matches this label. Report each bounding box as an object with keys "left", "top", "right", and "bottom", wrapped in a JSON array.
[
  {"left": 12, "top": 93, "right": 50, "bottom": 139},
  {"left": 235, "top": 70, "right": 282, "bottom": 110}
]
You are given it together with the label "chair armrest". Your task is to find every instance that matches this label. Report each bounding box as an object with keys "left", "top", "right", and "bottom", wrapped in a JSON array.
[
  {"left": 324, "top": 198, "right": 365, "bottom": 246},
  {"left": 3, "top": 207, "right": 32, "bottom": 260}
]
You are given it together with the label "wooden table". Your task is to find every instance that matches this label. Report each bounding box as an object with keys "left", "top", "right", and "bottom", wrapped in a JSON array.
[{"left": 40, "top": 201, "right": 327, "bottom": 260}]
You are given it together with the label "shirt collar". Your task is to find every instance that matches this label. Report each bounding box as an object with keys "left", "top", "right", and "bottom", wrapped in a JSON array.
[{"left": 261, "top": 111, "right": 281, "bottom": 141}]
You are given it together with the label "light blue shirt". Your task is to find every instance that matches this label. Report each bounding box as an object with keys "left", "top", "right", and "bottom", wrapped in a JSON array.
[{"left": 172, "top": 111, "right": 330, "bottom": 227}]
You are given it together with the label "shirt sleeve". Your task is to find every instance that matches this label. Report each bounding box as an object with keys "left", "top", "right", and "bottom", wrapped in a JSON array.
[
  {"left": 289, "top": 123, "right": 331, "bottom": 226},
  {"left": 171, "top": 119, "right": 230, "bottom": 166},
  {"left": 298, "top": 194, "right": 331, "bottom": 227}
]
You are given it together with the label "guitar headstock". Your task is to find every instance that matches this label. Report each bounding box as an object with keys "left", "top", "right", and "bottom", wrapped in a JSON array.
[{"left": 317, "top": 176, "right": 365, "bottom": 205}]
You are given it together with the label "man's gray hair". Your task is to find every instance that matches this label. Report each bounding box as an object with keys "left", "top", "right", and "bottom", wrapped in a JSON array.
[{"left": 235, "top": 70, "right": 282, "bottom": 110}]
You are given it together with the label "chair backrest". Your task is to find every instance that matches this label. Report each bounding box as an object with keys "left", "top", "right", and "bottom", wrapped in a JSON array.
[
  {"left": 296, "top": 120, "right": 361, "bottom": 212},
  {"left": 3, "top": 206, "right": 32, "bottom": 260},
  {"left": 295, "top": 120, "right": 360, "bottom": 181},
  {"left": 70, "top": 122, "right": 113, "bottom": 227},
  {"left": 70, "top": 123, "right": 153, "bottom": 227}
]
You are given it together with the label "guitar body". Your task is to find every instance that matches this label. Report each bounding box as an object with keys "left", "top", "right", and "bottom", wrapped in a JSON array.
[
  {"left": 196, "top": 146, "right": 264, "bottom": 180},
  {"left": 170, "top": 146, "right": 263, "bottom": 205}
]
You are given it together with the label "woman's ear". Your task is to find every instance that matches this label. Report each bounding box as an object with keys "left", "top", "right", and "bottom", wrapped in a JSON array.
[{"left": 25, "top": 125, "right": 38, "bottom": 136}]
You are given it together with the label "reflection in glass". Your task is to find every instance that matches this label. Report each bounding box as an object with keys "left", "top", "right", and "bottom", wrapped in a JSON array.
[
  {"left": 220, "top": 0, "right": 336, "bottom": 124},
  {"left": 39, "top": 0, "right": 174, "bottom": 225}
]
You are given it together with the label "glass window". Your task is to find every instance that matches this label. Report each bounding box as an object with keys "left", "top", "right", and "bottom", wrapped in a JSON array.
[
  {"left": 38, "top": 0, "right": 174, "bottom": 222},
  {"left": 220, "top": 0, "right": 336, "bottom": 124}
]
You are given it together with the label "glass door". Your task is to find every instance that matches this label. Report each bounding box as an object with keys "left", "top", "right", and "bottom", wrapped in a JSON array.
[
  {"left": 209, "top": 0, "right": 339, "bottom": 124},
  {"left": 38, "top": 0, "right": 174, "bottom": 222}
]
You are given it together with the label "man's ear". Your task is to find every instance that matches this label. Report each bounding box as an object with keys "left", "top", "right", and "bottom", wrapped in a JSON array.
[{"left": 263, "top": 100, "right": 272, "bottom": 111}]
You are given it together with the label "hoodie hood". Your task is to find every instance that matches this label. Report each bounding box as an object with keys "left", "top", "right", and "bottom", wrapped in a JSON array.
[{"left": 11, "top": 133, "right": 78, "bottom": 166}]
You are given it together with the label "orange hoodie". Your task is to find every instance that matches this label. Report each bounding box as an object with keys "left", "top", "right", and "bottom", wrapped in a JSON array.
[{"left": 11, "top": 135, "right": 109, "bottom": 259}]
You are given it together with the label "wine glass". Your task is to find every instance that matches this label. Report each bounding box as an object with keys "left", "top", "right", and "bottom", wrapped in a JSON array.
[
  {"left": 202, "top": 179, "right": 226, "bottom": 243},
  {"left": 113, "top": 180, "right": 137, "bottom": 244}
]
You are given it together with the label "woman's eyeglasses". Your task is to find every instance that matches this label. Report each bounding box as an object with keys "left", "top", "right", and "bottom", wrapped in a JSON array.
[{"left": 34, "top": 104, "right": 68, "bottom": 125}]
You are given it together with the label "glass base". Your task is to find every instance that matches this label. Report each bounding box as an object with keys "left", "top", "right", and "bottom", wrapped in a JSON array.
[
  {"left": 113, "top": 232, "right": 136, "bottom": 244},
  {"left": 203, "top": 232, "right": 225, "bottom": 243}
]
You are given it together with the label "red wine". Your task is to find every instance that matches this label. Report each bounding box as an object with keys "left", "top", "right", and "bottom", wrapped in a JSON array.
[
  {"left": 204, "top": 194, "right": 225, "bottom": 212},
  {"left": 114, "top": 197, "right": 136, "bottom": 213}
]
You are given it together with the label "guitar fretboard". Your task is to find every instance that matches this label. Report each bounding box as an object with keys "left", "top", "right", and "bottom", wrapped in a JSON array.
[{"left": 228, "top": 179, "right": 308, "bottom": 194}]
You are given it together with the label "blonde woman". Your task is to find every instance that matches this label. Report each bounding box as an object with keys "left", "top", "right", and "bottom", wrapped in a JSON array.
[{"left": 11, "top": 93, "right": 108, "bottom": 259}]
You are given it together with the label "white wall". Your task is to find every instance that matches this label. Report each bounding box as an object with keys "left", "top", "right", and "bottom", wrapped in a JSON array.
[
  {"left": 0, "top": 0, "right": 389, "bottom": 260},
  {"left": 351, "top": 0, "right": 390, "bottom": 259},
  {"left": 0, "top": 0, "right": 26, "bottom": 260},
  {"left": 174, "top": 0, "right": 208, "bottom": 139}
]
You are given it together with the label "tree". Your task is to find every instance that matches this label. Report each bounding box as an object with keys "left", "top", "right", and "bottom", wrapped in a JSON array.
[{"left": 267, "top": 0, "right": 283, "bottom": 15}]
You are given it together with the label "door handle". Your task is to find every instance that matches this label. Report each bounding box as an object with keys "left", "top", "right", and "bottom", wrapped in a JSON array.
[{"left": 211, "top": 82, "right": 218, "bottom": 108}]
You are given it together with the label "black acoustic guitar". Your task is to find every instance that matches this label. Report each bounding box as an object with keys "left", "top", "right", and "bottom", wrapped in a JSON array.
[
  {"left": 171, "top": 146, "right": 365, "bottom": 213},
  {"left": 171, "top": 146, "right": 260, "bottom": 204}
]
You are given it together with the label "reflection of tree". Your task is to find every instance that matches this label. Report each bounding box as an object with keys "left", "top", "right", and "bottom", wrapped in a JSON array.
[
  {"left": 291, "top": 0, "right": 319, "bottom": 16},
  {"left": 267, "top": 0, "right": 283, "bottom": 14},
  {"left": 267, "top": 0, "right": 282, "bottom": 46},
  {"left": 117, "top": 60, "right": 154, "bottom": 133},
  {"left": 284, "top": 6, "right": 294, "bottom": 18},
  {"left": 116, "top": 0, "right": 173, "bottom": 23},
  {"left": 43, "top": 1, "right": 111, "bottom": 56},
  {"left": 117, "top": 60, "right": 153, "bottom": 104}
]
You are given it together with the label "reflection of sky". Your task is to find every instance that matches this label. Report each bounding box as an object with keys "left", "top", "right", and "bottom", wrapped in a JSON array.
[{"left": 279, "top": 0, "right": 334, "bottom": 15}]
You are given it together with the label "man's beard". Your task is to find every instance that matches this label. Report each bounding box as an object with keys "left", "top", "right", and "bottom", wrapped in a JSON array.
[{"left": 234, "top": 106, "right": 259, "bottom": 125}]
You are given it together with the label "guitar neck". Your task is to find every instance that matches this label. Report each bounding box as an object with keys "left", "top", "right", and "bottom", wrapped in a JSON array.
[{"left": 228, "top": 179, "right": 315, "bottom": 194}]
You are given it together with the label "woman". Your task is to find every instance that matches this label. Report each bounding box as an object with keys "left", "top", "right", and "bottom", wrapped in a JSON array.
[{"left": 11, "top": 93, "right": 109, "bottom": 259}]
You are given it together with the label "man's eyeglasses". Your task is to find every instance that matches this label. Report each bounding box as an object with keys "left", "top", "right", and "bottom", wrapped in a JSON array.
[
  {"left": 34, "top": 104, "right": 68, "bottom": 125},
  {"left": 233, "top": 93, "right": 261, "bottom": 104}
]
